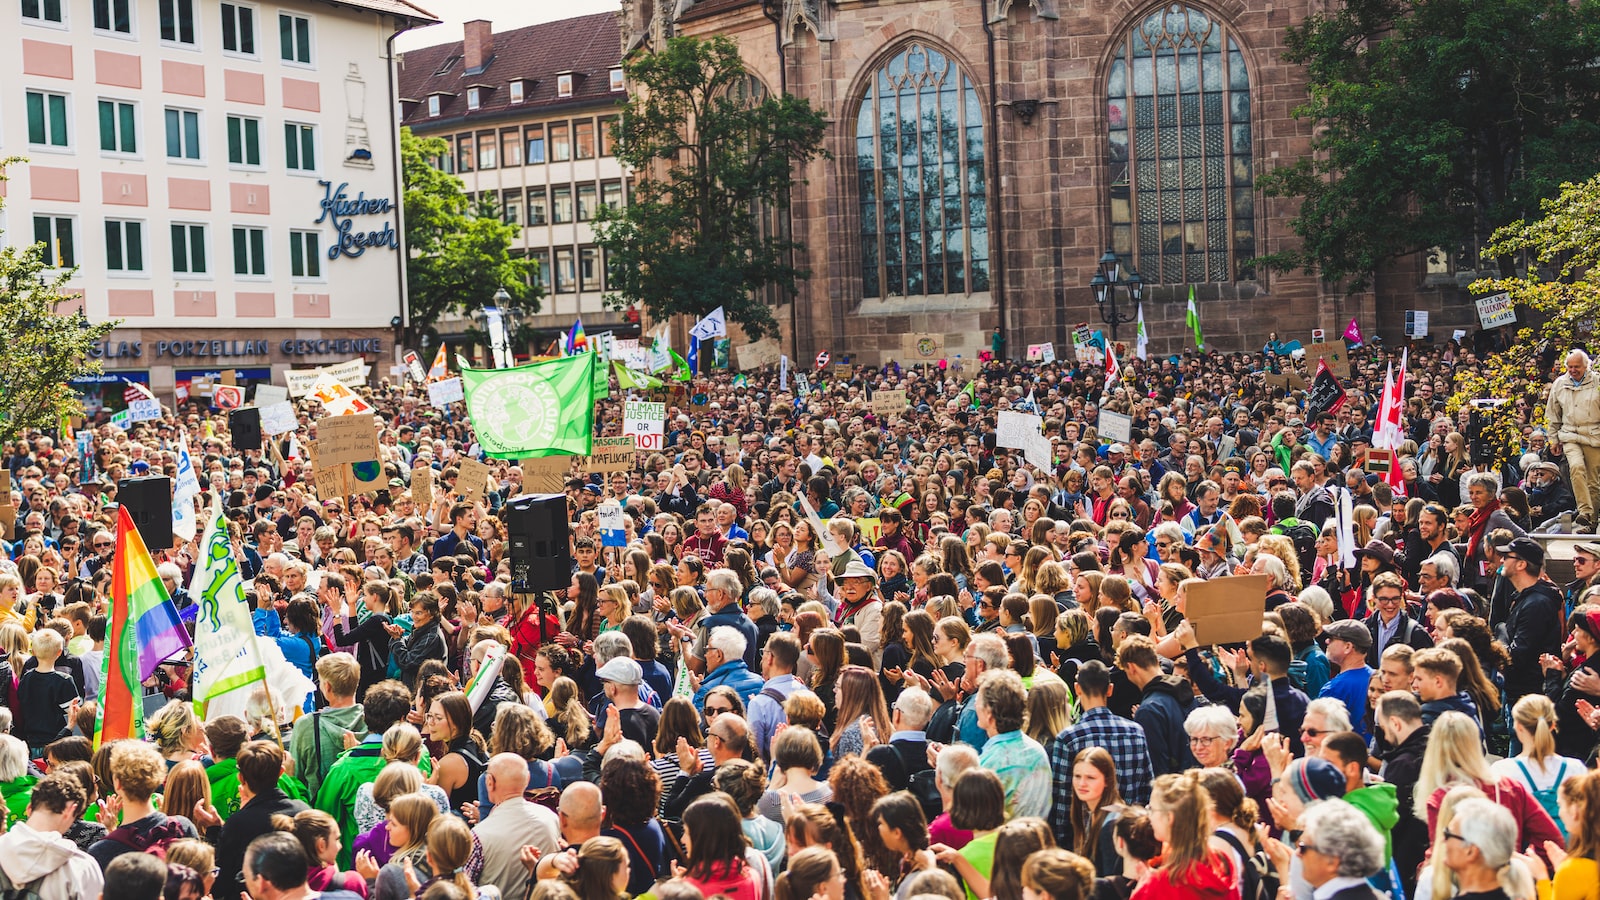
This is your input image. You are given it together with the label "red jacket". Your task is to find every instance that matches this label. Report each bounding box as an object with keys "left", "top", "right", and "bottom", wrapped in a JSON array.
[
  {"left": 1425, "top": 777, "right": 1564, "bottom": 855},
  {"left": 1131, "top": 850, "right": 1240, "bottom": 900},
  {"left": 507, "top": 605, "right": 561, "bottom": 673}
]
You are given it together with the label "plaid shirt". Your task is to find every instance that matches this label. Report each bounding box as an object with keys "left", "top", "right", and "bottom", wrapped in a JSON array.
[{"left": 1048, "top": 705, "right": 1154, "bottom": 845}]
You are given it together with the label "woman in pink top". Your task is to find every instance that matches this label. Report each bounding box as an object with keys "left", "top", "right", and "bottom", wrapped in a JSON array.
[{"left": 680, "top": 794, "right": 770, "bottom": 900}]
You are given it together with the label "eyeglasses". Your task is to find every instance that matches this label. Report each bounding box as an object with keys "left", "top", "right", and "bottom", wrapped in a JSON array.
[
  {"left": 1442, "top": 829, "right": 1467, "bottom": 843},
  {"left": 1295, "top": 841, "right": 1323, "bottom": 856},
  {"left": 94, "top": 542, "right": 112, "bottom": 549},
  {"left": 704, "top": 706, "right": 733, "bottom": 716},
  {"left": 1300, "top": 727, "right": 1328, "bottom": 737},
  {"left": 1189, "top": 735, "right": 1225, "bottom": 746}
]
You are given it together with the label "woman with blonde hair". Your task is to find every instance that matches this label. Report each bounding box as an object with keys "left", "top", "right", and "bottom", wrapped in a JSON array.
[
  {"left": 544, "top": 676, "right": 591, "bottom": 749},
  {"left": 1521, "top": 771, "right": 1600, "bottom": 900},
  {"left": 354, "top": 758, "right": 450, "bottom": 840},
  {"left": 1131, "top": 771, "right": 1236, "bottom": 900},
  {"left": 1025, "top": 677, "right": 1074, "bottom": 750},
  {"left": 1098, "top": 575, "right": 1137, "bottom": 614},
  {"left": 1255, "top": 533, "right": 1304, "bottom": 591},
  {"left": 362, "top": 792, "right": 440, "bottom": 899},
  {"left": 421, "top": 816, "right": 482, "bottom": 899},
  {"left": 1415, "top": 711, "right": 1565, "bottom": 851},
  {"left": 1491, "top": 694, "right": 1586, "bottom": 838},
  {"left": 148, "top": 699, "right": 206, "bottom": 767},
  {"left": 162, "top": 760, "right": 219, "bottom": 839},
  {"left": 597, "top": 583, "right": 632, "bottom": 633}
]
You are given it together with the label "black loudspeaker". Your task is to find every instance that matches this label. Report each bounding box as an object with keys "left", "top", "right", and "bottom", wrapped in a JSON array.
[
  {"left": 231, "top": 407, "right": 262, "bottom": 452},
  {"left": 505, "top": 493, "right": 571, "bottom": 592},
  {"left": 117, "top": 475, "right": 174, "bottom": 551}
]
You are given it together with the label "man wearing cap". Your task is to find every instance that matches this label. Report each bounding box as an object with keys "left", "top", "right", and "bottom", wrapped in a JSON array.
[
  {"left": 1318, "top": 619, "right": 1375, "bottom": 739},
  {"left": 595, "top": 657, "right": 660, "bottom": 748},
  {"left": 1565, "top": 541, "right": 1600, "bottom": 617},
  {"left": 832, "top": 558, "right": 883, "bottom": 660},
  {"left": 1524, "top": 460, "right": 1574, "bottom": 526},
  {"left": 1495, "top": 536, "right": 1565, "bottom": 704},
  {"left": 1545, "top": 349, "right": 1600, "bottom": 531}
]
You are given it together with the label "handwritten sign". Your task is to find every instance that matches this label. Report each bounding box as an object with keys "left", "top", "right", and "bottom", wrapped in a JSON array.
[
  {"left": 905, "top": 334, "right": 945, "bottom": 361},
  {"left": 1027, "top": 342, "right": 1056, "bottom": 364},
  {"left": 128, "top": 398, "right": 163, "bottom": 422},
  {"left": 1305, "top": 341, "right": 1350, "bottom": 378},
  {"left": 871, "top": 390, "right": 908, "bottom": 417},
  {"left": 456, "top": 459, "right": 491, "bottom": 504},
  {"left": 734, "top": 339, "right": 782, "bottom": 370},
  {"left": 623, "top": 401, "right": 665, "bottom": 452},
  {"left": 315, "top": 414, "right": 379, "bottom": 467},
  {"left": 254, "top": 384, "right": 289, "bottom": 406},
  {"left": 285, "top": 358, "right": 372, "bottom": 397},
  {"left": 260, "top": 402, "right": 298, "bottom": 436},
  {"left": 1476, "top": 292, "right": 1516, "bottom": 329},
  {"left": 412, "top": 465, "right": 433, "bottom": 512},
  {"left": 1024, "top": 432, "right": 1053, "bottom": 470},
  {"left": 1098, "top": 410, "right": 1133, "bottom": 443},
  {"left": 522, "top": 456, "right": 569, "bottom": 493},
  {"left": 427, "top": 376, "right": 464, "bottom": 408},
  {"left": 996, "top": 411, "right": 1042, "bottom": 450},
  {"left": 588, "top": 436, "right": 636, "bottom": 473},
  {"left": 598, "top": 501, "right": 627, "bottom": 548},
  {"left": 313, "top": 464, "right": 349, "bottom": 499}
]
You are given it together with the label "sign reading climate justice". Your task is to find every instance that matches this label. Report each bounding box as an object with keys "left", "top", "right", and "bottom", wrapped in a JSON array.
[{"left": 315, "top": 180, "right": 399, "bottom": 260}]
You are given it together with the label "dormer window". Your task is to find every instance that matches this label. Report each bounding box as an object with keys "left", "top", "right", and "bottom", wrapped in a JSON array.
[
  {"left": 558, "top": 73, "right": 573, "bottom": 98},
  {"left": 509, "top": 80, "right": 524, "bottom": 103},
  {"left": 467, "top": 88, "right": 480, "bottom": 110},
  {"left": 428, "top": 95, "right": 440, "bottom": 117},
  {"left": 610, "top": 68, "right": 624, "bottom": 92}
]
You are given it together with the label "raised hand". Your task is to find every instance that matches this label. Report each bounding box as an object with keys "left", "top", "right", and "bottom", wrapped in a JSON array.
[{"left": 355, "top": 849, "right": 381, "bottom": 881}]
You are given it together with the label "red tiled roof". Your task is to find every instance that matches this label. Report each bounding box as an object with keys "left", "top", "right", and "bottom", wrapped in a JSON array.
[{"left": 397, "top": 11, "right": 623, "bottom": 128}]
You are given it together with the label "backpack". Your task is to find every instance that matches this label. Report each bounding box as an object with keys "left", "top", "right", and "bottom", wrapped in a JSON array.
[
  {"left": 1275, "top": 519, "right": 1320, "bottom": 575},
  {"left": 907, "top": 767, "right": 943, "bottom": 823},
  {"left": 1516, "top": 758, "right": 1570, "bottom": 839},
  {"left": 0, "top": 867, "right": 46, "bottom": 900}
]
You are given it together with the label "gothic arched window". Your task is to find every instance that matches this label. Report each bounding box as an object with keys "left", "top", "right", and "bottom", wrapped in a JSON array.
[
  {"left": 1107, "top": 4, "right": 1254, "bottom": 284},
  {"left": 857, "top": 43, "right": 988, "bottom": 299}
]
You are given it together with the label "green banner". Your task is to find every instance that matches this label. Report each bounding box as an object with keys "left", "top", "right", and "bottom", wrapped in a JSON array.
[{"left": 462, "top": 354, "right": 597, "bottom": 459}]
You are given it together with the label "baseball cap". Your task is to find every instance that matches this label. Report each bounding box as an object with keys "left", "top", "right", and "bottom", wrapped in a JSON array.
[
  {"left": 1321, "top": 619, "right": 1372, "bottom": 652},
  {"left": 1493, "top": 536, "right": 1545, "bottom": 568},
  {"left": 596, "top": 657, "right": 643, "bottom": 685}
]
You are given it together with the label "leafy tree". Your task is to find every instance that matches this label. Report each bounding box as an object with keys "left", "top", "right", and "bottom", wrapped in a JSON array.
[
  {"left": 1448, "top": 175, "right": 1600, "bottom": 461},
  {"left": 1255, "top": 0, "right": 1600, "bottom": 290},
  {"left": 401, "top": 128, "right": 538, "bottom": 348},
  {"left": 595, "top": 35, "right": 828, "bottom": 339},
  {"left": 0, "top": 159, "right": 116, "bottom": 443}
]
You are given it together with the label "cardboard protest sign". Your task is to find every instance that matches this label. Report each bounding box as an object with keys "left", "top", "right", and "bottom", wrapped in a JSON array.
[
  {"left": 1305, "top": 341, "right": 1350, "bottom": 378},
  {"left": 455, "top": 459, "right": 491, "bottom": 504},
  {"left": 285, "top": 358, "right": 372, "bottom": 397},
  {"left": 212, "top": 385, "right": 245, "bottom": 410},
  {"left": 1476, "top": 292, "right": 1516, "bottom": 329},
  {"left": 315, "top": 414, "right": 379, "bottom": 468},
  {"left": 905, "top": 334, "right": 945, "bottom": 361},
  {"left": 427, "top": 377, "right": 465, "bottom": 408},
  {"left": 1024, "top": 432, "right": 1053, "bottom": 470},
  {"left": 996, "top": 411, "right": 1042, "bottom": 450},
  {"left": 313, "top": 464, "right": 349, "bottom": 499},
  {"left": 588, "top": 436, "right": 636, "bottom": 473},
  {"left": 254, "top": 384, "right": 289, "bottom": 407},
  {"left": 734, "top": 339, "right": 782, "bottom": 370},
  {"left": 412, "top": 466, "right": 433, "bottom": 512},
  {"left": 1263, "top": 372, "right": 1308, "bottom": 392},
  {"left": 522, "top": 456, "right": 569, "bottom": 493},
  {"left": 871, "top": 390, "right": 908, "bottom": 417},
  {"left": 349, "top": 460, "right": 386, "bottom": 495},
  {"left": 1098, "top": 410, "right": 1133, "bottom": 443},
  {"left": 0, "top": 499, "right": 15, "bottom": 541},
  {"left": 1364, "top": 447, "right": 1395, "bottom": 475},
  {"left": 1185, "top": 575, "right": 1271, "bottom": 645},
  {"left": 856, "top": 517, "right": 883, "bottom": 547}
]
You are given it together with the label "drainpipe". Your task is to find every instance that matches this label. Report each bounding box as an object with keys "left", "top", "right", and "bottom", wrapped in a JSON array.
[
  {"left": 761, "top": 0, "right": 800, "bottom": 361},
  {"left": 979, "top": 0, "right": 1006, "bottom": 355},
  {"left": 386, "top": 20, "right": 411, "bottom": 353}
]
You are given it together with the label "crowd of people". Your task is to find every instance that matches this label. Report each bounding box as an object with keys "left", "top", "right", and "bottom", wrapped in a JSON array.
[{"left": 0, "top": 333, "right": 1597, "bottom": 900}]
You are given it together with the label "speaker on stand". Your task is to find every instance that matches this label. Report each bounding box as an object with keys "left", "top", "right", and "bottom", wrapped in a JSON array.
[
  {"left": 505, "top": 493, "right": 572, "bottom": 593},
  {"left": 117, "top": 475, "right": 175, "bottom": 550}
]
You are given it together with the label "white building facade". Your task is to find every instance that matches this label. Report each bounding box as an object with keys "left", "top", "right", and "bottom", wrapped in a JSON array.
[{"left": 4, "top": 0, "right": 437, "bottom": 408}]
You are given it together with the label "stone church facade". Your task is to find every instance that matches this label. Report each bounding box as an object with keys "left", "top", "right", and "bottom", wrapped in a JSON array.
[{"left": 627, "top": 0, "right": 1482, "bottom": 363}]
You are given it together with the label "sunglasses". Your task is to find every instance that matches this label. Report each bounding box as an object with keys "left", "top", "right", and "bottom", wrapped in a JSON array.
[
  {"left": 704, "top": 706, "right": 734, "bottom": 716},
  {"left": 1300, "top": 727, "right": 1328, "bottom": 737}
]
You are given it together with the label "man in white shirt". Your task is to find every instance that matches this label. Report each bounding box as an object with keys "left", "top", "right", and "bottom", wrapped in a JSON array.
[{"left": 474, "top": 753, "right": 561, "bottom": 900}]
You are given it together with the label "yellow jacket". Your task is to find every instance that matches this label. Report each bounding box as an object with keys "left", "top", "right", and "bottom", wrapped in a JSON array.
[{"left": 1537, "top": 857, "right": 1599, "bottom": 900}]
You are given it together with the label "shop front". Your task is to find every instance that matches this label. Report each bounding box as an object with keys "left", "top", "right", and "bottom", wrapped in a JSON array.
[{"left": 86, "top": 327, "right": 394, "bottom": 403}]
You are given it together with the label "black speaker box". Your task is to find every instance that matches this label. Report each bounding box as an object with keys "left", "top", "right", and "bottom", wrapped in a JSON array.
[
  {"left": 505, "top": 493, "right": 571, "bottom": 592},
  {"left": 117, "top": 475, "right": 174, "bottom": 551},
  {"left": 231, "top": 407, "right": 262, "bottom": 452}
]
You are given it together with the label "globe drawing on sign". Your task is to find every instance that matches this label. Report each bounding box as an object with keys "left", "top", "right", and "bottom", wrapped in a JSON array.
[
  {"left": 471, "top": 374, "right": 561, "bottom": 452},
  {"left": 916, "top": 337, "right": 939, "bottom": 358},
  {"left": 352, "top": 461, "right": 383, "bottom": 482}
]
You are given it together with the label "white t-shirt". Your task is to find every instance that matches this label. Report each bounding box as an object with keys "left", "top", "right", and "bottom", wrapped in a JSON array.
[{"left": 1490, "top": 753, "right": 1586, "bottom": 793}]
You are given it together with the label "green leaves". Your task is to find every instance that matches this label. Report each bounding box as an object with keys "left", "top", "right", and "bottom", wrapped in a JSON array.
[
  {"left": 400, "top": 129, "right": 538, "bottom": 345},
  {"left": 594, "top": 36, "right": 828, "bottom": 340},
  {"left": 0, "top": 158, "right": 117, "bottom": 443},
  {"left": 1258, "top": 0, "right": 1600, "bottom": 290}
]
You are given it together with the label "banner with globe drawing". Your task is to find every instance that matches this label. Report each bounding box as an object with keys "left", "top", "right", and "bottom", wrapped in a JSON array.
[{"left": 461, "top": 354, "right": 598, "bottom": 459}]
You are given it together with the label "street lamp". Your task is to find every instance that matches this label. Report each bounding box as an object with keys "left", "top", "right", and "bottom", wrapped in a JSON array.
[{"left": 1090, "top": 248, "right": 1142, "bottom": 342}]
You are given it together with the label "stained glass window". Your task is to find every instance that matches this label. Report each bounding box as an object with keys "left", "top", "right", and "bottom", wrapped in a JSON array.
[
  {"left": 857, "top": 43, "right": 988, "bottom": 299},
  {"left": 1108, "top": 4, "right": 1254, "bottom": 284}
]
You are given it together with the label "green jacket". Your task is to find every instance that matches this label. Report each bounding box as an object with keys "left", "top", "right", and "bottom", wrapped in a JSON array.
[
  {"left": 2, "top": 776, "right": 36, "bottom": 829},
  {"left": 205, "top": 759, "right": 309, "bottom": 820},
  {"left": 315, "top": 738, "right": 432, "bottom": 870},
  {"left": 287, "top": 704, "right": 367, "bottom": 802},
  {"left": 1345, "top": 782, "right": 1400, "bottom": 863}
]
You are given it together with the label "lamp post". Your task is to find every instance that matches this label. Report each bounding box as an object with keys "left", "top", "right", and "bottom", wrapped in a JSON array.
[
  {"left": 1089, "top": 249, "right": 1142, "bottom": 342},
  {"left": 478, "top": 288, "right": 514, "bottom": 368}
]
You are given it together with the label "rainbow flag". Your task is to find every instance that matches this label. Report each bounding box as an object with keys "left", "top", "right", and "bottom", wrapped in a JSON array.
[
  {"left": 566, "top": 319, "right": 587, "bottom": 356},
  {"left": 94, "top": 506, "right": 194, "bottom": 748}
]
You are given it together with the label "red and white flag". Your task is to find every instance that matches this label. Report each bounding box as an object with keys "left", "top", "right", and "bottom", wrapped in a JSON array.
[
  {"left": 1104, "top": 343, "right": 1120, "bottom": 393},
  {"left": 1374, "top": 349, "right": 1408, "bottom": 494}
]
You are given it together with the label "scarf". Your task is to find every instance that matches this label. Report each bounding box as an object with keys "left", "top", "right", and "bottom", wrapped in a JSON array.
[{"left": 1465, "top": 498, "right": 1501, "bottom": 562}]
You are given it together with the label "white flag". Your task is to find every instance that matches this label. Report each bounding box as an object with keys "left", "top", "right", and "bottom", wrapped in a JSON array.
[
  {"left": 1135, "top": 304, "right": 1149, "bottom": 361},
  {"left": 691, "top": 307, "right": 728, "bottom": 340},
  {"left": 171, "top": 434, "right": 203, "bottom": 541},
  {"left": 1334, "top": 486, "right": 1358, "bottom": 568},
  {"left": 190, "top": 498, "right": 315, "bottom": 722},
  {"left": 779, "top": 355, "right": 790, "bottom": 392}
]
